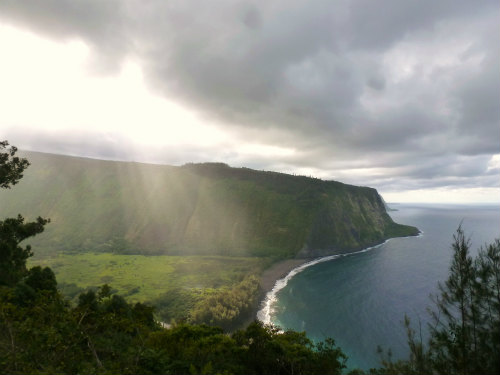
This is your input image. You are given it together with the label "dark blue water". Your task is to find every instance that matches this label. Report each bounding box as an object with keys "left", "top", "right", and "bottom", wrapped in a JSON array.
[{"left": 270, "top": 204, "right": 500, "bottom": 370}]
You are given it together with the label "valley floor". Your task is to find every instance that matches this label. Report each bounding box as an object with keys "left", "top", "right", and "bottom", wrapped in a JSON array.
[
  {"left": 29, "top": 251, "right": 313, "bottom": 330},
  {"left": 29, "top": 253, "right": 269, "bottom": 325}
]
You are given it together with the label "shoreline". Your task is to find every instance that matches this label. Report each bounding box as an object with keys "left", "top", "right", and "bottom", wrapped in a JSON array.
[
  {"left": 236, "top": 258, "right": 310, "bottom": 330},
  {"left": 259, "top": 258, "right": 310, "bottom": 293},
  {"left": 255, "top": 233, "right": 422, "bottom": 325}
]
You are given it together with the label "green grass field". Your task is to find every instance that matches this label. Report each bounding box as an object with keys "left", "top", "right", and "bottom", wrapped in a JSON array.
[{"left": 29, "top": 253, "right": 271, "bottom": 323}]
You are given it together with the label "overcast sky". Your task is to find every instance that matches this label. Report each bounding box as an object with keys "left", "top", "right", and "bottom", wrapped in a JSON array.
[{"left": 0, "top": 0, "right": 499, "bottom": 203}]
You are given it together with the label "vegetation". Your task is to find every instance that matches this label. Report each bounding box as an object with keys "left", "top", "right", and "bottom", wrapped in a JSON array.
[
  {"left": 0, "top": 142, "right": 50, "bottom": 288},
  {"left": 0, "top": 142, "right": 348, "bottom": 374},
  {"left": 9, "top": 141, "right": 498, "bottom": 374},
  {"left": 29, "top": 253, "right": 268, "bottom": 326},
  {"left": 376, "top": 227, "right": 500, "bottom": 375},
  {"left": 189, "top": 275, "right": 260, "bottom": 331},
  {"left": 1, "top": 286, "right": 348, "bottom": 375},
  {"left": 0, "top": 149, "right": 417, "bottom": 330},
  {"left": 0, "top": 151, "right": 418, "bottom": 260},
  {"left": 2, "top": 268, "right": 348, "bottom": 375}
]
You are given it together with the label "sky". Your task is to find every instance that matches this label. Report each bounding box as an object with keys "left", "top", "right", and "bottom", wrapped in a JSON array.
[{"left": 0, "top": 0, "right": 499, "bottom": 203}]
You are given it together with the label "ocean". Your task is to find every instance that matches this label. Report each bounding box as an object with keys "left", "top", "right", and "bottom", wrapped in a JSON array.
[{"left": 259, "top": 203, "right": 500, "bottom": 370}]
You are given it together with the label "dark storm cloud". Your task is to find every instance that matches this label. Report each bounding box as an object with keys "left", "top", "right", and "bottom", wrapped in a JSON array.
[
  {"left": 0, "top": 0, "right": 498, "bottom": 195},
  {"left": 345, "top": 0, "right": 485, "bottom": 50},
  {"left": 453, "top": 27, "right": 500, "bottom": 155}
]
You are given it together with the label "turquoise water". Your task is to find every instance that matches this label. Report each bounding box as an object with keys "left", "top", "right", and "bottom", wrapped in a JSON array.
[{"left": 269, "top": 204, "right": 500, "bottom": 370}]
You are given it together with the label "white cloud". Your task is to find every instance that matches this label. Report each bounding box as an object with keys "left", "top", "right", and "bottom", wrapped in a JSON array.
[
  {"left": 382, "top": 187, "right": 500, "bottom": 204},
  {"left": 0, "top": 25, "right": 230, "bottom": 149}
]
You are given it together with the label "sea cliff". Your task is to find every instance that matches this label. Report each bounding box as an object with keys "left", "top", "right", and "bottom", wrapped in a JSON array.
[{"left": 0, "top": 151, "right": 418, "bottom": 259}]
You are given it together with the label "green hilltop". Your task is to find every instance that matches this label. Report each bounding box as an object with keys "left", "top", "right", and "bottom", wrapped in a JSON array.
[{"left": 0, "top": 151, "right": 418, "bottom": 260}]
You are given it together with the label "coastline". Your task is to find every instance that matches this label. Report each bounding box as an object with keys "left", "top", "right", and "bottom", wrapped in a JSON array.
[
  {"left": 255, "top": 232, "right": 422, "bottom": 325},
  {"left": 235, "top": 258, "right": 310, "bottom": 330},
  {"left": 259, "top": 258, "right": 310, "bottom": 293}
]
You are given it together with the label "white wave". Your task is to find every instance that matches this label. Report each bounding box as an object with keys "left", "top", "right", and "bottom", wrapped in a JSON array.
[{"left": 256, "top": 238, "right": 406, "bottom": 325}]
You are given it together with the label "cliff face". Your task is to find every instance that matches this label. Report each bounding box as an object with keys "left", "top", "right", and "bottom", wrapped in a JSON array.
[
  {"left": 297, "top": 188, "right": 416, "bottom": 257},
  {"left": 0, "top": 152, "right": 418, "bottom": 259}
]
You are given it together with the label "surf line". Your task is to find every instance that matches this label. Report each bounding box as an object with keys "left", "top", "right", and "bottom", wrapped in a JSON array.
[{"left": 256, "top": 235, "right": 419, "bottom": 325}]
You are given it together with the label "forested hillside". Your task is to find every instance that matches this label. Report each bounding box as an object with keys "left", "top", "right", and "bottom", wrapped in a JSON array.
[{"left": 0, "top": 151, "right": 418, "bottom": 259}]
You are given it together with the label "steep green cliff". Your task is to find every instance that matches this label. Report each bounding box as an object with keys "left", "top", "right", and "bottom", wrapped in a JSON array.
[{"left": 0, "top": 152, "right": 418, "bottom": 259}]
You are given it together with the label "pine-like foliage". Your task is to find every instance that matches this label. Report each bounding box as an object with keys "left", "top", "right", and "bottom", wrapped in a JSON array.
[{"left": 377, "top": 227, "right": 500, "bottom": 375}]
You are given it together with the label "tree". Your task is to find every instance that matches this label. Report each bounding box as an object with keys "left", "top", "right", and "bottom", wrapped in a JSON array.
[
  {"left": 0, "top": 215, "right": 49, "bottom": 286},
  {"left": 428, "top": 225, "right": 480, "bottom": 374},
  {"left": 0, "top": 141, "right": 49, "bottom": 286},
  {"left": 233, "top": 321, "right": 346, "bottom": 375},
  {"left": 377, "top": 227, "right": 500, "bottom": 375},
  {"left": 468, "top": 238, "right": 500, "bottom": 374},
  {"left": 0, "top": 141, "right": 29, "bottom": 189}
]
